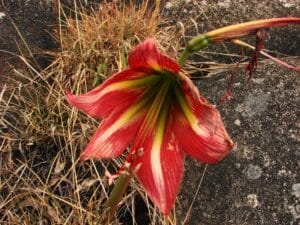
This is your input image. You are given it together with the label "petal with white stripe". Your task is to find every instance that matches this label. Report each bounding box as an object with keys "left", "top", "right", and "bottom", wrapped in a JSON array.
[
  {"left": 80, "top": 98, "right": 149, "bottom": 160},
  {"left": 130, "top": 112, "right": 184, "bottom": 215},
  {"left": 128, "top": 39, "right": 180, "bottom": 74},
  {"left": 173, "top": 75, "right": 234, "bottom": 163},
  {"left": 67, "top": 70, "right": 160, "bottom": 118}
]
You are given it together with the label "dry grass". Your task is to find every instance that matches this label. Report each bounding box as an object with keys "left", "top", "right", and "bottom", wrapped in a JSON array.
[{"left": 0, "top": 1, "right": 183, "bottom": 224}]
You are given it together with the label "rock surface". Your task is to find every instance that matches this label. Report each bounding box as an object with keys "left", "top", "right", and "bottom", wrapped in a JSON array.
[
  {"left": 0, "top": 0, "right": 101, "bottom": 71},
  {"left": 0, "top": 0, "right": 57, "bottom": 69},
  {"left": 177, "top": 58, "right": 300, "bottom": 225},
  {"left": 166, "top": 1, "right": 300, "bottom": 225}
]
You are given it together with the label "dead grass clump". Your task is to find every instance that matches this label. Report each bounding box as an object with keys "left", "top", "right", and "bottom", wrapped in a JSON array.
[
  {"left": 1, "top": 1, "right": 180, "bottom": 224},
  {"left": 58, "top": 1, "right": 160, "bottom": 88}
]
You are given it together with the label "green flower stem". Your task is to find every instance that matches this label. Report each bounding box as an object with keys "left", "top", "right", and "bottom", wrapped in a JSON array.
[
  {"left": 101, "top": 171, "right": 133, "bottom": 224},
  {"left": 177, "top": 48, "right": 191, "bottom": 67},
  {"left": 178, "top": 34, "right": 210, "bottom": 67}
]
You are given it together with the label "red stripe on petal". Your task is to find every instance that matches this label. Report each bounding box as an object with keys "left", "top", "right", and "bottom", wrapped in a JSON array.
[
  {"left": 128, "top": 39, "right": 180, "bottom": 74},
  {"left": 130, "top": 117, "right": 185, "bottom": 215},
  {"left": 67, "top": 89, "right": 142, "bottom": 119},
  {"left": 173, "top": 74, "right": 234, "bottom": 163},
  {"left": 66, "top": 69, "right": 147, "bottom": 118},
  {"left": 80, "top": 106, "right": 147, "bottom": 161},
  {"left": 172, "top": 106, "right": 232, "bottom": 163}
]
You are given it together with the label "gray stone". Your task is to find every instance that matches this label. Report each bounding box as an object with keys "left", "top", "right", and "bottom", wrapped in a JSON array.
[
  {"left": 170, "top": 1, "right": 300, "bottom": 224},
  {"left": 177, "top": 58, "right": 299, "bottom": 225}
]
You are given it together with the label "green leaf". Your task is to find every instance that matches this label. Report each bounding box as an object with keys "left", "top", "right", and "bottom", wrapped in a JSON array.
[
  {"left": 97, "top": 63, "right": 107, "bottom": 74},
  {"left": 92, "top": 75, "right": 101, "bottom": 87}
]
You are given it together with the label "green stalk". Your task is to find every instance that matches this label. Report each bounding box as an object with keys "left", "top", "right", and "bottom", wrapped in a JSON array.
[
  {"left": 177, "top": 48, "right": 191, "bottom": 67},
  {"left": 101, "top": 171, "right": 133, "bottom": 224},
  {"left": 177, "top": 34, "right": 210, "bottom": 67},
  {"left": 178, "top": 18, "right": 300, "bottom": 66}
]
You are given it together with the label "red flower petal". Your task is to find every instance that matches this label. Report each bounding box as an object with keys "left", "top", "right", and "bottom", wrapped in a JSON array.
[
  {"left": 129, "top": 115, "right": 185, "bottom": 215},
  {"left": 172, "top": 106, "right": 232, "bottom": 163},
  {"left": 66, "top": 69, "right": 153, "bottom": 118},
  {"left": 173, "top": 74, "right": 234, "bottom": 163},
  {"left": 128, "top": 39, "right": 180, "bottom": 74},
  {"left": 80, "top": 103, "right": 147, "bottom": 160}
]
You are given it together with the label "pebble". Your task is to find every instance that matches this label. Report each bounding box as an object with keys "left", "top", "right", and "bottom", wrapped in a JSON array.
[
  {"left": 246, "top": 164, "right": 262, "bottom": 180},
  {"left": 218, "top": 0, "right": 231, "bottom": 8},
  {"left": 0, "top": 12, "right": 6, "bottom": 19},
  {"left": 292, "top": 183, "right": 300, "bottom": 198},
  {"left": 165, "top": 2, "right": 174, "bottom": 10},
  {"left": 234, "top": 119, "right": 241, "bottom": 126},
  {"left": 247, "top": 194, "right": 259, "bottom": 208},
  {"left": 279, "top": 0, "right": 295, "bottom": 8}
]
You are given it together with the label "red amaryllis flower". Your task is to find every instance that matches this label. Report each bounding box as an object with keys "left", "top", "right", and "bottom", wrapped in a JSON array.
[{"left": 66, "top": 39, "right": 234, "bottom": 214}]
